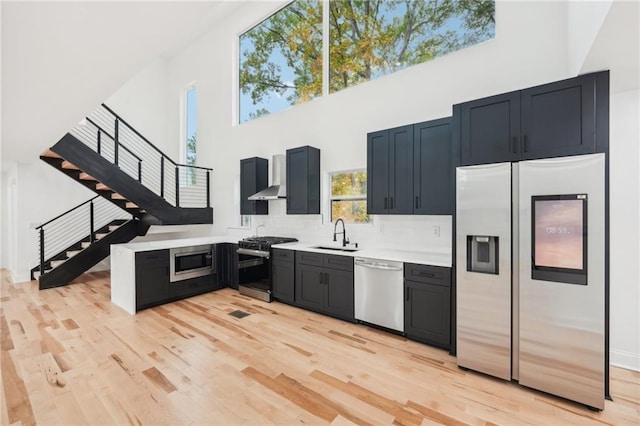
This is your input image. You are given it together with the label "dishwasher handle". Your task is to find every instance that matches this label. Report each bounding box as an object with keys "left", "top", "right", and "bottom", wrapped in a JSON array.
[{"left": 354, "top": 258, "right": 403, "bottom": 271}]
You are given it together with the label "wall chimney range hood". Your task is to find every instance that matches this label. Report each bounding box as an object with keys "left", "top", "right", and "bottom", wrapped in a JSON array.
[{"left": 248, "top": 154, "right": 286, "bottom": 200}]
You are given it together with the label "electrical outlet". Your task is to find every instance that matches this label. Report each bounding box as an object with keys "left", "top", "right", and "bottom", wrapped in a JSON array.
[{"left": 433, "top": 225, "right": 440, "bottom": 237}]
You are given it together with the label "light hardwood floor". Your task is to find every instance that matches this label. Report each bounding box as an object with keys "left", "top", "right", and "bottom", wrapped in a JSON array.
[{"left": 1, "top": 270, "right": 638, "bottom": 425}]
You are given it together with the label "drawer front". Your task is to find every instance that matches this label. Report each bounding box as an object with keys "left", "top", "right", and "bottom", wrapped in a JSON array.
[
  {"left": 273, "top": 248, "right": 294, "bottom": 263},
  {"left": 296, "top": 251, "right": 323, "bottom": 267},
  {"left": 404, "top": 263, "right": 451, "bottom": 287},
  {"left": 169, "top": 275, "right": 216, "bottom": 299},
  {"left": 324, "top": 254, "right": 353, "bottom": 272},
  {"left": 136, "top": 249, "right": 169, "bottom": 266}
]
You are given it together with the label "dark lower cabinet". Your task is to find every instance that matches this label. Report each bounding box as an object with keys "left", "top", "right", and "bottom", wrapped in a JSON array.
[
  {"left": 295, "top": 251, "right": 354, "bottom": 321},
  {"left": 295, "top": 263, "right": 325, "bottom": 311},
  {"left": 217, "top": 243, "right": 238, "bottom": 289},
  {"left": 135, "top": 247, "right": 219, "bottom": 312},
  {"left": 272, "top": 248, "right": 295, "bottom": 303},
  {"left": 168, "top": 275, "right": 216, "bottom": 299},
  {"left": 324, "top": 268, "right": 354, "bottom": 319},
  {"left": 135, "top": 250, "right": 169, "bottom": 310},
  {"left": 404, "top": 263, "right": 451, "bottom": 349}
]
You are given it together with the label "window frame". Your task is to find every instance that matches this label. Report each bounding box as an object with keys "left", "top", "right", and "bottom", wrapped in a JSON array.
[
  {"left": 180, "top": 82, "right": 197, "bottom": 165},
  {"left": 237, "top": 0, "right": 496, "bottom": 125},
  {"left": 328, "top": 168, "right": 370, "bottom": 224}
]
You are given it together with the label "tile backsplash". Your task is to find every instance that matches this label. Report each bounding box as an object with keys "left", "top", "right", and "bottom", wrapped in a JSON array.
[{"left": 229, "top": 200, "right": 452, "bottom": 256}]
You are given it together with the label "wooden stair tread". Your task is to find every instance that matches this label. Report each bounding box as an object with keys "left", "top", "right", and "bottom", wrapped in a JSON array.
[
  {"left": 79, "top": 172, "right": 96, "bottom": 181},
  {"left": 50, "top": 259, "right": 67, "bottom": 268},
  {"left": 41, "top": 149, "right": 62, "bottom": 159},
  {"left": 126, "top": 202, "right": 139, "bottom": 209},
  {"left": 61, "top": 161, "right": 80, "bottom": 170},
  {"left": 95, "top": 183, "right": 111, "bottom": 191},
  {"left": 111, "top": 193, "right": 126, "bottom": 200}
]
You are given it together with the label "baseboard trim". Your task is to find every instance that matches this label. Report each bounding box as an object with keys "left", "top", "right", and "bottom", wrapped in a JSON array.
[{"left": 610, "top": 348, "right": 640, "bottom": 372}]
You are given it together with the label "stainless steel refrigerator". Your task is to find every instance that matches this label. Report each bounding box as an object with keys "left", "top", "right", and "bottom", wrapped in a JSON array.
[{"left": 456, "top": 153, "right": 606, "bottom": 410}]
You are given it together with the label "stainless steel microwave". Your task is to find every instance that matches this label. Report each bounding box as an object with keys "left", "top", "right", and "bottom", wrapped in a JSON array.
[{"left": 169, "top": 245, "right": 214, "bottom": 282}]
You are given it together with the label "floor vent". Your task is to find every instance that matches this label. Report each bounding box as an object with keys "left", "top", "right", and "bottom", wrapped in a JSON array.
[{"left": 228, "top": 310, "right": 250, "bottom": 319}]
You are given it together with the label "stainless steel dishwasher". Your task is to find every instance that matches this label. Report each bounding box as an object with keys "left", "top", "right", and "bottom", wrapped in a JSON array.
[{"left": 354, "top": 257, "right": 404, "bottom": 332}]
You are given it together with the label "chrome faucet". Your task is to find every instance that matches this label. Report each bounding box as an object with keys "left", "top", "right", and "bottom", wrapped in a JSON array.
[
  {"left": 333, "top": 218, "right": 349, "bottom": 247},
  {"left": 255, "top": 224, "right": 265, "bottom": 237}
]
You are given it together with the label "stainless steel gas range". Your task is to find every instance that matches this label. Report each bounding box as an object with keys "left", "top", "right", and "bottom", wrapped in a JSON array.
[{"left": 237, "top": 236, "right": 297, "bottom": 302}]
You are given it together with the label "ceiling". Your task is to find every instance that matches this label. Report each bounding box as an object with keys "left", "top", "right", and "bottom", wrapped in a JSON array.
[{"left": 1, "top": 1, "right": 243, "bottom": 164}]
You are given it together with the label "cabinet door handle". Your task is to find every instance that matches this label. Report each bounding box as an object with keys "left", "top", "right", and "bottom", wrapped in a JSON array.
[
  {"left": 405, "top": 287, "right": 410, "bottom": 301},
  {"left": 418, "top": 272, "right": 436, "bottom": 278},
  {"left": 523, "top": 134, "right": 528, "bottom": 152},
  {"left": 324, "top": 273, "right": 329, "bottom": 285},
  {"left": 390, "top": 197, "right": 394, "bottom": 209},
  {"left": 319, "top": 272, "right": 323, "bottom": 284},
  {"left": 384, "top": 197, "right": 388, "bottom": 209},
  {"left": 415, "top": 196, "right": 419, "bottom": 209},
  {"left": 512, "top": 136, "right": 518, "bottom": 153}
]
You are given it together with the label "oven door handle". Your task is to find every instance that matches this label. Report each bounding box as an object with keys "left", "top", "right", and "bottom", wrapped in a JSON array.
[{"left": 237, "top": 248, "right": 270, "bottom": 259}]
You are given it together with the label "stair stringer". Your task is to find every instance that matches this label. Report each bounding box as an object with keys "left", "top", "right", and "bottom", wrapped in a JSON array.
[{"left": 51, "top": 133, "right": 213, "bottom": 225}]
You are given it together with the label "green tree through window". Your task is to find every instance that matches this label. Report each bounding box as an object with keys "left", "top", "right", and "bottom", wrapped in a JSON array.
[
  {"left": 331, "top": 170, "right": 369, "bottom": 223},
  {"left": 239, "top": 0, "right": 495, "bottom": 123}
]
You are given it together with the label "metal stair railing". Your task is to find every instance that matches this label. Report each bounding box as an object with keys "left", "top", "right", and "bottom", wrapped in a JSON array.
[
  {"left": 69, "top": 104, "right": 212, "bottom": 208},
  {"left": 33, "top": 196, "right": 132, "bottom": 276}
]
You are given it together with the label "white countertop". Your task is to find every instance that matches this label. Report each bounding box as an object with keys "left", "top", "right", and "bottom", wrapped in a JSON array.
[
  {"left": 113, "top": 236, "right": 235, "bottom": 252},
  {"left": 272, "top": 242, "right": 451, "bottom": 267},
  {"left": 111, "top": 236, "right": 451, "bottom": 265}
]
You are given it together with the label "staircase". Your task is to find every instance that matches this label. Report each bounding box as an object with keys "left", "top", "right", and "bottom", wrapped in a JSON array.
[{"left": 33, "top": 104, "right": 213, "bottom": 289}]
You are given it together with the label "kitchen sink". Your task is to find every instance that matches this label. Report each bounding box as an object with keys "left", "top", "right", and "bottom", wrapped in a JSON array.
[{"left": 312, "top": 245, "right": 360, "bottom": 252}]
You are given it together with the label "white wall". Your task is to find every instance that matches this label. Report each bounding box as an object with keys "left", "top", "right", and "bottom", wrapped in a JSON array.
[
  {"left": 163, "top": 0, "right": 570, "bottom": 242},
  {"left": 567, "top": 0, "right": 613, "bottom": 76},
  {"left": 5, "top": 161, "right": 95, "bottom": 283},
  {"left": 609, "top": 88, "right": 640, "bottom": 371},
  {"left": 104, "top": 58, "right": 173, "bottom": 157}
]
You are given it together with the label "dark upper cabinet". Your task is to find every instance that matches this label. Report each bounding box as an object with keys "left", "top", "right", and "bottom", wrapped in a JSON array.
[
  {"left": 414, "top": 118, "right": 453, "bottom": 215},
  {"left": 367, "top": 130, "right": 389, "bottom": 214},
  {"left": 367, "top": 124, "right": 414, "bottom": 214},
  {"left": 368, "top": 119, "right": 454, "bottom": 215},
  {"left": 457, "top": 72, "right": 606, "bottom": 166},
  {"left": 272, "top": 248, "right": 295, "bottom": 303},
  {"left": 240, "top": 157, "right": 268, "bottom": 215},
  {"left": 135, "top": 250, "right": 169, "bottom": 310},
  {"left": 404, "top": 263, "right": 451, "bottom": 349},
  {"left": 520, "top": 73, "right": 596, "bottom": 160},
  {"left": 460, "top": 91, "right": 520, "bottom": 165},
  {"left": 286, "top": 146, "right": 320, "bottom": 214}
]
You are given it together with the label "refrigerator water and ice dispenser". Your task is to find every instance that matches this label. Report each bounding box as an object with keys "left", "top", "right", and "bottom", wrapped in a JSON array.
[{"left": 467, "top": 235, "right": 499, "bottom": 275}]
